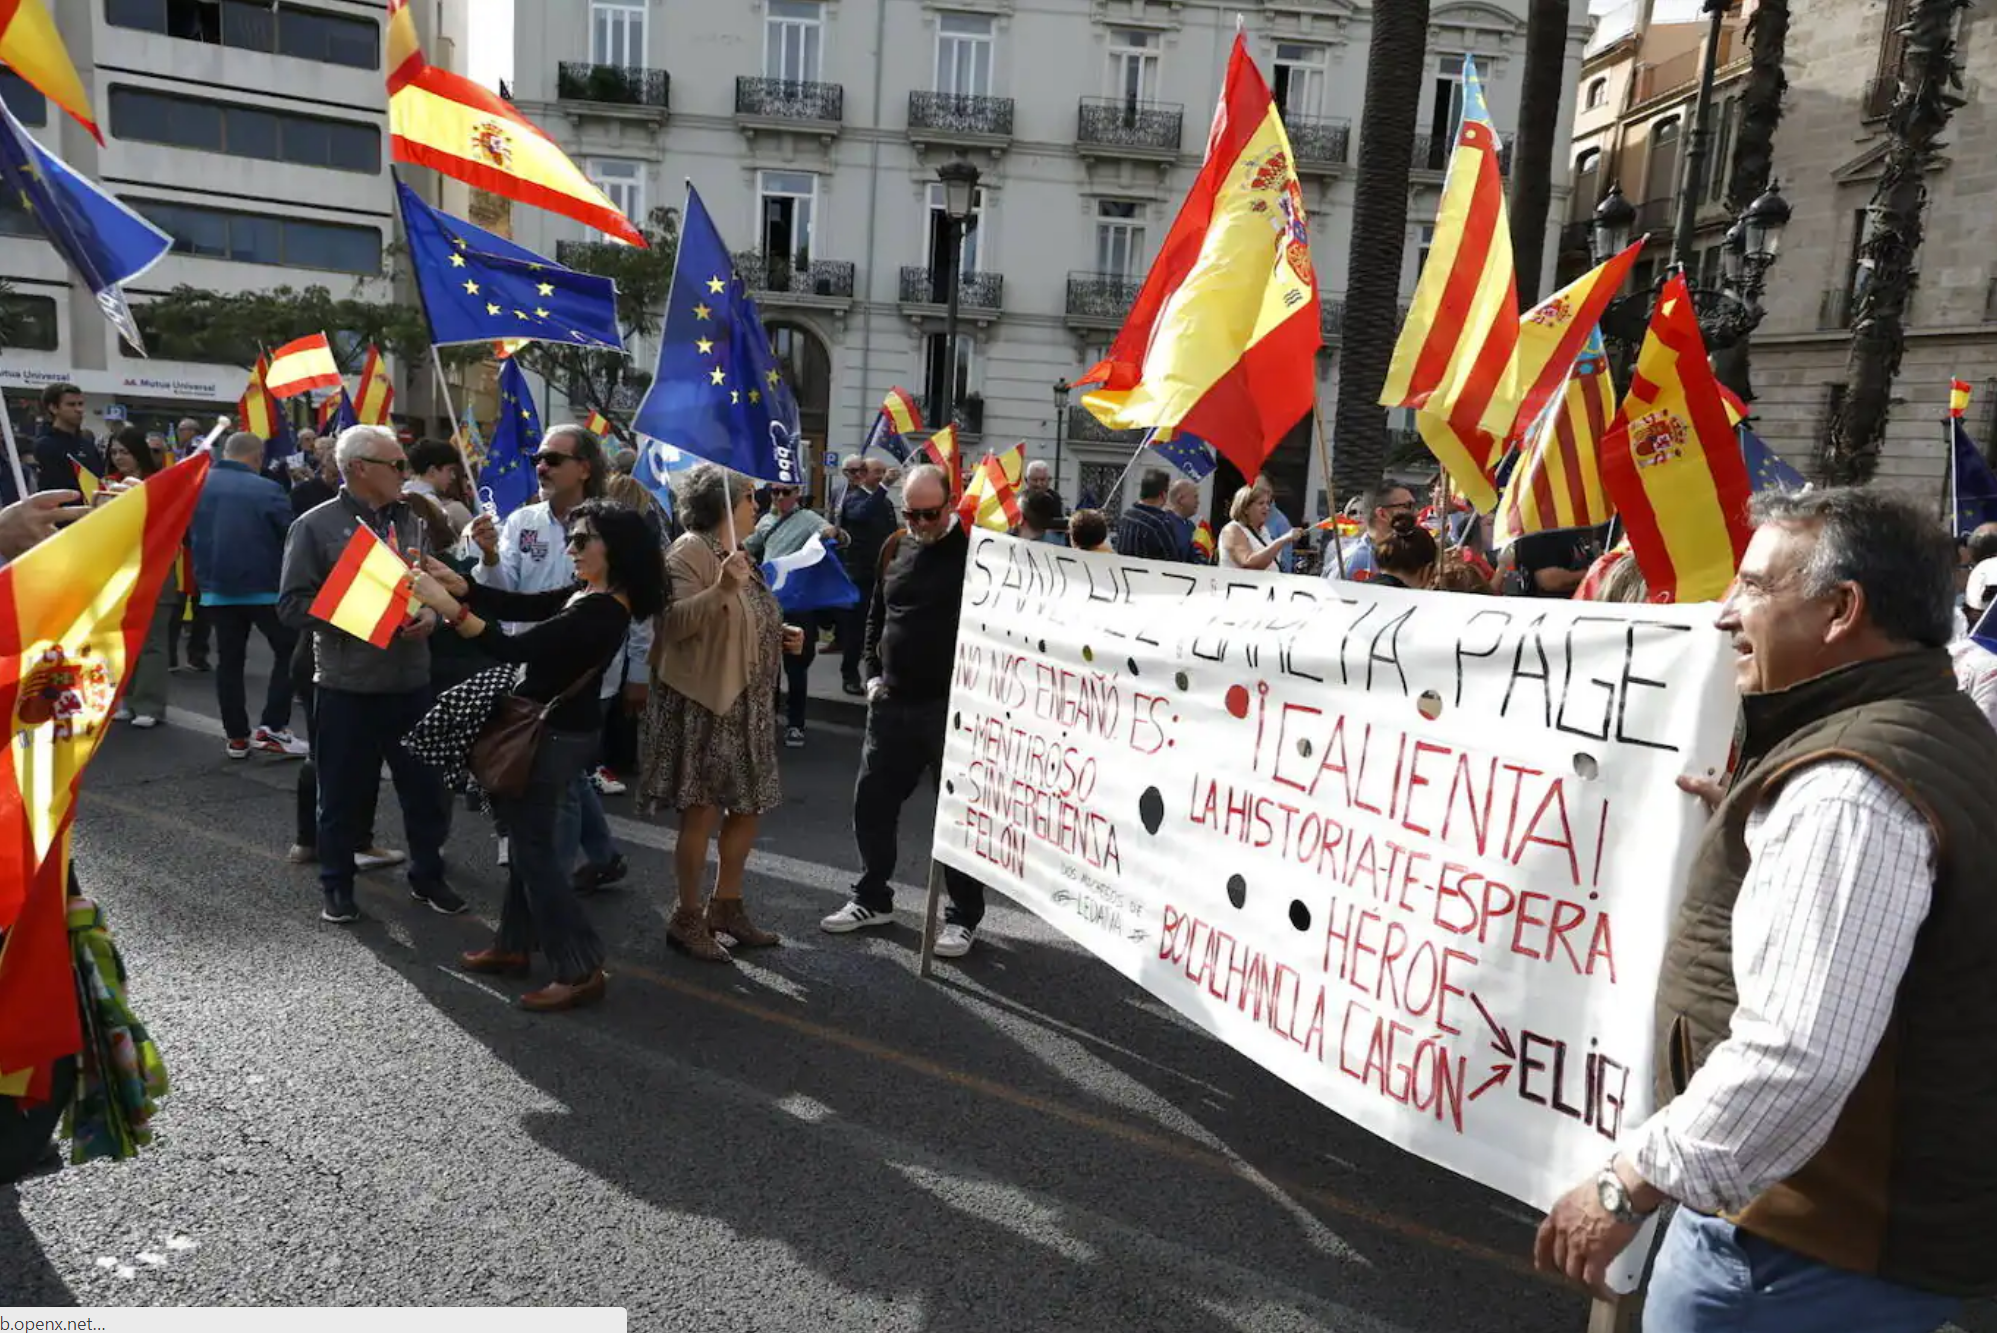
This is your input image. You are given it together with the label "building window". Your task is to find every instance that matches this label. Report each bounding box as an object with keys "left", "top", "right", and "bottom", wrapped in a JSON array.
[
  {"left": 1271, "top": 42, "right": 1328, "bottom": 119},
  {"left": 588, "top": 158, "right": 644, "bottom": 226},
  {"left": 758, "top": 170, "right": 818, "bottom": 277},
  {"left": 1414, "top": 224, "right": 1435, "bottom": 287},
  {"left": 925, "top": 180, "right": 985, "bottom": 275},
  {"left": 1431, "top": 57, "right": 1472, "bottom": 148},
  {"left": 766, "top": 0, "right": 823, "bottom": 83},
  {"left": 1646, "top": 116, "right": 1682, "bottom": 202},
  {"left": 1094, "top": 200, "right": 1145, "bottom": 278},
  {"left": 109, "top": 86, "right": 379, "bottom": 172},
  {"left": 1707, "top": 96, "right": 1737, "bottom": 202},
  {"left": 133, "top": 198, "right": 382, "bottom": 273},
  {"left": 0, "top": 69, "right": 45, "bottom": 127},
  {"left": 105, "top": 0, "right": 379, "bottom": 71},
  {"left": 0, "top": 293, "right": 59, "bottom": 352},
  {"left": 922, "top": 332, "right": 974, "bottom": 423},
  {"left": 590, "top": 1, "right": 645, "bottom": 67},
  {"left": 936, "top": 12, "right": 994, "bottom": 97},
  {"left": 1585, "top": 77, "right": 1608, "bottom": 110},
  {"left": 1106, "top": 27, "right": 1160, "bottom": 104}
]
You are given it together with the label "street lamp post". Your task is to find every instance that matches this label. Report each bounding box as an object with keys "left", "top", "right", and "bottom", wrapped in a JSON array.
[
  {"left": 1052, "top": 379, "right": 1071, "bottom": 503},
  {"left": 935, "top": 160, "right": 981, "bottom": 469},
  {"left": 1670, "top": 0, "right": 1733, "bottom": 268}
]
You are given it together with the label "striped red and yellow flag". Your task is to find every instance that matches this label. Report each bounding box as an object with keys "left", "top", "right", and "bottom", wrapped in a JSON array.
[
  {"left": 266, "top": 333, "right": 344, "bottom": 399},
  {"left": 355, "top": 344, "right": 396, "bottom": 425},
  {"left": 1495, "top": 328, "right": 1617, "bottom": 547},
  {"left": 585, "top": 410, "right": 613, "bottom": 438},
  {"left": 1077, "top": 36, "right": 1320, "bottom": 480},
  {"left": 882, "top": 388, "right": 922, "bottom": 437},
  {"left": 309, "top": 528, "right": 416, "bottom": 649},
  {"left": 238, "top": 354, "right": 286, "bottom": 442},
  {"left": 1599, "top": 273, "right": 1754, "bottom": 603},
  {"left": 0, "top": 453, "right": 210, "bottom": 1090},
  {"left": 922, "top": 425, "right": 960, "bottom": 494},
  {"left": 1382, "top": 57, "right": 1517, "bottom": 511},
  {"left": 1952, "top": 378, "right": 1974, "bottom": 419},
  {"left": 1192, "top": 519, "right": 1216, "bottom": 561},
  {"left": 959, "top": 442, "right": 1026, "bottom": 533},
  {"left": 385, "top": 0, "right": 644, "bottom": 247},
  {"left": 1493, "top": 243, "right": 1645, "bottom": 442},
  {"left": 0, "top": 0, "right": 99, "bottom": 142}
]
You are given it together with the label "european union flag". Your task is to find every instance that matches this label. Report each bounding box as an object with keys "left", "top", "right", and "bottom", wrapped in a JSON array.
[
  {"left": 631, "top": 184, "right": 804, "bottom": 486},
  {"left": 1954, "top": 419, "right": 1997, "bottom": 536},
  {"left": 326, "top": 389, "right": 360, "bottom": 437},
  {"left": 1740, "top": 427, "right": 1806, "bottom": 493},
  {"left": 482, "top": 360, "right": 542, "bottom": 519},
  {"left": 394, "top": 179, "right": 623, "bottom": 353},
  {"left": 1145, "top": 427, "right": 1216, "bottom": 481},
  {"left": 0, "top": 95, "right": 171, "bottom": 355}
]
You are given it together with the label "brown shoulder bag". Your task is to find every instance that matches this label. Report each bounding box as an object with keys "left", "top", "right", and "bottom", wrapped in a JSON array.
[{"left": 468, "top": 665, "right": 604, "bottom": 800}]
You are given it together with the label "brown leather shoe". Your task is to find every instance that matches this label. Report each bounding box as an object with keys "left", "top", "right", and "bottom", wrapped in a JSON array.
[
  {"left": 667, "top": 905, "right": 733, "bottom": 963},
  {"left": 520, "top": 969, "right": 607, "bottom": 1012},
  {"left": 460, "top": 947, "right": 531, "bottom": 977},
  {"left": 707, "top": 896, "right": 781, "bottom": 949}
]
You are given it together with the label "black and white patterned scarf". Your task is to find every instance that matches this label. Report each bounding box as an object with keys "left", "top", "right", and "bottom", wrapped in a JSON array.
[{"left": 402, "top": 664, "right": 519, "bottom": 792}]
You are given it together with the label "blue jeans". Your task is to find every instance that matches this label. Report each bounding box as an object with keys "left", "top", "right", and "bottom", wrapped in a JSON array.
[
  {"left": 314, "top": 686, "right": 451, "bottom": 899},
  {"left": 1644, "top": 1209, "right": 1958, "bottom": 1333},
  {"left": 560, "top": 774, "right": 617, "bottom": 870}
]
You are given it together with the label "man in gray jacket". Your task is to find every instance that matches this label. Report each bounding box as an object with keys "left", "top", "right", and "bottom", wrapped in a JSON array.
[{"left": 279, "top": 424, "right": 461, "bottom": 925}]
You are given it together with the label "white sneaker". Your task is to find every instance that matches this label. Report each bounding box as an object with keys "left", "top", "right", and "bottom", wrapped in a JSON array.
[
  {"left": 253, "top": 726, "right": 309, "bottom": 758},
  {"left": 783, "top": 726, "right": 805, "bottom": 749},
  {"left": 113, "top": 705, "right": 133, "bottom": 721},
  {"left": 820, "top": 901, "right": 893, "bottom": 933},
  {"left": 933, "top": 923, "right": 976, "bottom": 958},
  {"left": 356, "top": 846, "right": 407, "bottom": 871},
  {"left": 496, "top": 836, "right": 510, "bottom": 868},
  {"left": 129, "top": 714, "right": 160, "bottom": 729},
  {"left": 590, "top": 765, "right": 627, "bottom": 795}
]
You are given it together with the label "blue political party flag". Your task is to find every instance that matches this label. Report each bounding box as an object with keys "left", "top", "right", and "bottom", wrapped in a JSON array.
[
  {"left": 394, "top": 178, "right": 623, "bottom": 353},
  {"left": 631, "top": 184, "right": 805, "bottom": 486},
  {"left": 762, "top": 537, "right": 861, "bottom": 615},
  {"left": 0, "top": 95, "right": 171, "bottom": 354},
  {"left": 1144, "top": 427, "right": 1216, "bottom": 481},
  {"left": 1739, "top": 426, "right": 1806, "bottom": 492},
  {"left": 1954, "top": 419, "right": 1997, "bottom": 537},
  {"left": 326, "top": 388, "right": 360, "bottom": 437},
  {"left": 482, "top": 360, "right": 542, "bottom": 518},
  {"left": 1973, "top": 599, "right": 1997, "bottom": 658},
  {"left": 632, "top": 436, "right": 693, "bottom": 519}
]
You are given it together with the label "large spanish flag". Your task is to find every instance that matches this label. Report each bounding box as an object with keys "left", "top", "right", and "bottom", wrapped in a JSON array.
[
  {"left": 1383, "top": 57, "right": 1516, "bottom": 510},
  {"left": 1077, "top": 36, "right": 1319, "bottom": 479},
  {"left": 1495, "top": 328, "right": 1617, "bottom": 547},
  {"left": 354, "top": 343, "right": 396, "bottom": 426},
  {"left": 385, "top": 0, "right": 644, "bottom": 247},
  {"left": 1599, "top": 274, "right": 1754, "bottom": 603},
  {"left": 0, "top": 452, "right": 210, "bottom": 1091},
  {"left": 959, "top": 442, "right": 1026, "bottom": 533},
  {"left": 309, "top": 527, "right": 415, "bottom": 649},
  {"left": 0, "top": 0, "right": 98, "bottom": 143}
]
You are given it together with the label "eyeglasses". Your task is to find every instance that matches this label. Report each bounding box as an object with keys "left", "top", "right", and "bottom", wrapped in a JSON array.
[
  {"left": 357, "top": 456, "right": 410, "bottom": 476},
  {"left": 534, "top": 451, "right": 578, "bottom": 468},
  {"left": 771, "top": 487, "right": 798, "bottom": 497},
  {"left": 902, "top": 505, "right": 946, "bottom": 523},
  {"left": 565, "top": 529, "right": 599, "bottom": 550}
]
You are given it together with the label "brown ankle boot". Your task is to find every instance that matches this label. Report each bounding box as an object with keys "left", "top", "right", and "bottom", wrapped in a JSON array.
[
  {"left": 667, "top": 905, "right": 733, "bottom": 963},
  {"left": 707, "top": 896, "right": 781, "bottom": 949}
]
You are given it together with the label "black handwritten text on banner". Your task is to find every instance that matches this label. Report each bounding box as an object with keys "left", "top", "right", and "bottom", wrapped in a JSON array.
[{"left": 931, "top": 533, "right": 1737, "bottom": 1211}]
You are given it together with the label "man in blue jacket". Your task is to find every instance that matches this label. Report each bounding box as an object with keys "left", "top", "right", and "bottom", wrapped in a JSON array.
[{"left": 192, "top": 431, "right": 307, "bottom": 760}]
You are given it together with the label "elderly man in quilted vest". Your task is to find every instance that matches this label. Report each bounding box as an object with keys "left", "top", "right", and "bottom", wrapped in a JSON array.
[{"left": 1535, "top": 486, "right": 1997, "bottom": 1332}]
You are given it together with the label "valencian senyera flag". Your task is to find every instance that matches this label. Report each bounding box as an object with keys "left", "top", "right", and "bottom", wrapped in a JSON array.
[
  {"left": 1495, "top": 327, "right": 1617, "bottom": 547},
  {"left": 385, "top": 0, "right": 643, "bottom": 246},
  {"left": 1598, "top": 273, "right": 1754, "bottom": 603},
  {"left": 1076, "top": 35, "right": 1320, "bottom": 480},
  {"left": 0, "top": 452, "right": 211, "bottom": 1097}
]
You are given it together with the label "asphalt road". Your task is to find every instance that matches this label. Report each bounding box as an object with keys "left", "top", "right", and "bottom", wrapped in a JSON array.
[{"left": 5, "top": 645, "right": 1991, "bottom": 1332}]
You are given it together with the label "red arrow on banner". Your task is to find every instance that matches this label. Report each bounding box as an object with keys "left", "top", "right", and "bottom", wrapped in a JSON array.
[{"left": 1467, "top": 992, "right": 1517, "bottom": 1101}]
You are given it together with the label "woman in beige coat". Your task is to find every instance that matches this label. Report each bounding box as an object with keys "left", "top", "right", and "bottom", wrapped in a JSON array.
[{"left": 642, "top": 463, "right": 803, "bottom": 961}]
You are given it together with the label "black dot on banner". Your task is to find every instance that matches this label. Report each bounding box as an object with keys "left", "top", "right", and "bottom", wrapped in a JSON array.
[
  {"left": 1417, "top": 689, "right": 1444, "bottom": 721},
  {"left": 1588, "top": 891, "right": 1600, "bottom": 901},
  {"left": 1288, "top": 899, "right": 1312, "bottom": 932},
  {"left": 1297, "top": 737, "right": 1314, "bottom": 758},
  {"left": 1038, "top": 639, "right": 1047, "bottom": 653},
  {"left": 1226, "top": 874, "right": 1248, "bottom": 909},
  {"left": 1082, "top": 645, "right": 1096, "bottom": 663},
  {"left": 1138, "top": 787, "right": 1165, "bottom": 835},
  {"left": 945, "top": 780, "right": 956, "bottom": 795},
  {"left": 1174, "top": 670, "right": 1190, "bottom": 692},
  {"left": 1572, "top": 753, "right": 1600, "bottom": 780},
  {"left": 1126, "top": 657, "right": 1140, "bottom": 677},
  {"left": 953, "top": 711, "right": 962, "bottom": 731}
]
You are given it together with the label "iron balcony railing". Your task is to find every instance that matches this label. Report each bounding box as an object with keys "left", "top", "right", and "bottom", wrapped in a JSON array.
[
  {"left": 1077, "top": 96, "right": 1183, "bottom": 152},
  {"left": 733, "top": 251, "right": 857, "bottom": 298},
  {"left": 735, "top": 76, "right": 844, "bottom": 122},
  {"left": 1068, "top": 405, "right": 1145, "bottom": 444},
  {"left": 1285, "top": 114, "right": 1352, "bottom": 168},
  {"left": 1320, "top": 298, "right": 1346, "bottom": 341},
  {"left": 908, "top": 90, "right": 1015, "bottom": 137},
  {"left": 556, "top": 61, "right": 670, "bottom": 109},
  {"left": 1065, "top": 271, "right": 1144, "bottom": 320},
  {"left": 1411, "top": 132, "right": 1514, "bottom": 175},
  {"left": 899, "top": 266, "right": 1004, "bottom": 310}
]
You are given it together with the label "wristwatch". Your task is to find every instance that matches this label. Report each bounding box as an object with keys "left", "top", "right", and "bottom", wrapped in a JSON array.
[{"left": 1595, "top": 1159, "right": 1651, "bottom": 1226}]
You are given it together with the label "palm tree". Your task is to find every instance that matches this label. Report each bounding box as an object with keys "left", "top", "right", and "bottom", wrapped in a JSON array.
[
  {"left": 1710, "top": 0, "right": 1790, "bottom": 402},
  {"left": 1331, "top": 0, "right": 1431, "bottom": 500},
  {"left": 1508, "top": 0, "right": 1573, "bottom": 304},
  {"left": 1821, "top": 0, "right": 1970, "bottom": 484}
]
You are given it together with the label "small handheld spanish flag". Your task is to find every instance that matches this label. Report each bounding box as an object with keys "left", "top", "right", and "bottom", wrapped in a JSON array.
[
  {"left": 308, "top": 527, "right": 416, "bottom": 649},
  {"left": 1191, "top": 519, "right": 1216, "bottom": 562},
  {"left": 1952, "top": 379, "right": 1974, "bottom": 419},
  {"left": 585, "top": 410, "right": 614, "bottom": 439}
]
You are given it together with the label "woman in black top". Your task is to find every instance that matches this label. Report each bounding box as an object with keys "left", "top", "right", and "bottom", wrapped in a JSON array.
[{"left": 409, "top": 500, "right": 667, "bottom": 1012}]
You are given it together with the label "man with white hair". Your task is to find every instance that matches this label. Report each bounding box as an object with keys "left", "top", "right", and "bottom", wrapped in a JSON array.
[
  {"left": 191, "top": 431, "right": 306, "bottom": 755},
  {"left": 280, "top": 425, "right": 460, "bottom": 924},
  {"left": 1023, "top": 458, "right": 1064, "bottom": 514}
]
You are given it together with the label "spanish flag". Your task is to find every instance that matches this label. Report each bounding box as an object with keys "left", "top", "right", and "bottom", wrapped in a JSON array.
[
  {"left": 309, "top": 527, "right": 415, "bottom": 649},
  {"left": 238, "top": 354, "right": 286, "bottom": 443},
  {"left": 355, "top": 344, "right": 396, "bottom": 426},
  {"left": 1495, "top": 328, "right": 1617, "bottom": 547},
  {"left": 266, "top": 333, "right": 344, "bottom": 399},
  {"left": 385, "top": 0, "right": 644, "bottom": 247},
  {"left": 73, "top": 462, "right": 100, "bottom": 503},
  {"left": 1383, "top": 56, "right": 1517, "bottom": 512},
  {"left": 0, "top": 0, "right": 98, "bottom": 143},
  {"left": 1191, "top": 519, "right": 1216, "bottom": 562},
  {"left": 958, "top": 442, "right": 1026, "bottom": 533},
  {"left": 0, "top": 453, "right": 210, "bottom": 1092},
  {"left": 1952, "top": 378, "right": 1974, "bottom": 419},
  {"left": 922, "top": 424, "right": 960, "bottom": 494},
  {"left": 1077, "top": 36, "right": 1319, "bottom": 479},
  {"left": 585, "top": 410, "right": 614, "bottom": 439},
  {"left": 1494, "top": 243, "right": 1644, "bottom": 443},
  {"left": 1598, "top": 274, "right": 1753, "bottom": 603}
]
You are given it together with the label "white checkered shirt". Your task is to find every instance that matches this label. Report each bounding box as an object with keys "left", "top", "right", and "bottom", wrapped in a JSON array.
[{"left": 1627, "top": 759, "right": 1935, "bottom": 1214}]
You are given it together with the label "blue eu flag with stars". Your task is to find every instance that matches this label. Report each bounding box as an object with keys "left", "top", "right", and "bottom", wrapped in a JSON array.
[
  {"left": 483, "top": 360, "right": 542, "bottom": 519},
  {"left": 1954, "top": 419, "right": 1997, "bottom": 536},
  {"left": 1144, "top": 427, "right": 1217, "bottom": 481},
  {"left": 632, "top": 184, "right": 804, "bottom": 486},
  {"left": 395, "top": 178, "right": 623, "bottom": 353},
  {"left": 1740, "top": 426, "right": 1806, "bottom": 493}
]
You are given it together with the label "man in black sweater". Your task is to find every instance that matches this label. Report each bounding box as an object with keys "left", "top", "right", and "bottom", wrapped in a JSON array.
[
  {"left": 30, "top": 383, "right": 104, "bottom": 493},
  {"left": 819, "top": 463, "right": 986, "bottom": 957}
]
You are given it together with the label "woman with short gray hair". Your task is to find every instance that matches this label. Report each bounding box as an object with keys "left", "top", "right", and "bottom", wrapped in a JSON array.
[{"left": 641, "top": 462, "right": 803, "bottom": 961}]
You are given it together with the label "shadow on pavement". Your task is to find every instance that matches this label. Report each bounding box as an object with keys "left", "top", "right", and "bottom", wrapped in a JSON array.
[{"left": 0, "top": 1183, "right": 76, "bottom": 1304}]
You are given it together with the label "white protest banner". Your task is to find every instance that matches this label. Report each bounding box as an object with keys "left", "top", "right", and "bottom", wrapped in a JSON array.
[{"left": 932, "top": 532, "right": 1737, "bottom": 1220}]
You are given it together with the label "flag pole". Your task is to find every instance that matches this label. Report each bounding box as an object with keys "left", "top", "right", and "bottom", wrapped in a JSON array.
[
  {"left": 429, "top": 344, "right": 476, "bottom": 486},
  {"left": 1313, "top": 405, "right": 1347, "bottom": 578},
  {"left": 1946, "top": 411, "right": 1958, "bottom": 537},
  {"left": 0, "top": 405, "right": 30, "bottom": 498}
]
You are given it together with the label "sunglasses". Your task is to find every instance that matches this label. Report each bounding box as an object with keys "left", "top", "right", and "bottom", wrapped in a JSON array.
[
  {"left": 565, "top": 529, "right": 599, "bottom": 550},
  {"left": 533, "top": 451, "right": 578, "bottom": 468},
  {"left": 357, "top": 456, "right": 410, "bottom": 476},
  {"left": 902, "top": 505, "right": 946, "bottom": 523},
  {"left": 771, "top": 487, "right": 798, "bottom": 497}
]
